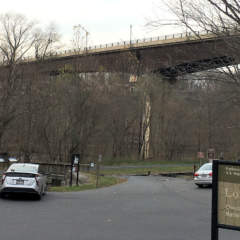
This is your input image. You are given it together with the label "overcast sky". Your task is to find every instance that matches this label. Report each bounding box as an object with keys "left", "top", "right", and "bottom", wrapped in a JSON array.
[{"left": 1, "top": 0, "right": 178, "bottom": 48}]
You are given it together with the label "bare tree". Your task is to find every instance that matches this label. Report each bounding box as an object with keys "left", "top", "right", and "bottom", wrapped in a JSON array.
[
  {"left": 0, "top": 13, "right": 36, "bottom": 64},
  {"left": 0, "top": 13, "right": 37, "bottom": 151},
  {"left": 34, "top": 23, "right": 61, "bottom": 60}
]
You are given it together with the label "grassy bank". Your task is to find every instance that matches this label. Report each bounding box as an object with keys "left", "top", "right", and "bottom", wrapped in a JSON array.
[
  {"left": 100, "top": 165, "right": 194, "bottom": 176},
  {"left": 49, "top": 174, "right": 127, "bottom": 192},
  {"left": 102, "top": 158, "right": 199, "bottom": 166}
]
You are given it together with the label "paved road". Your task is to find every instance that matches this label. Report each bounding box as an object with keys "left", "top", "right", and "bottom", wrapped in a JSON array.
[{"left": 0, "top": 176, "right": 239, "bottom": 240}]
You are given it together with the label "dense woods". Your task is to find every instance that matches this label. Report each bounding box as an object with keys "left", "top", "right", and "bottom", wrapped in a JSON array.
[{"left": 1, "top": 6, "right": 240, "bottom": 164}]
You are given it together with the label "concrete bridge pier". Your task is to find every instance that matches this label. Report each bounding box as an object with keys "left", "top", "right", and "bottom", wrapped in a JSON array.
[
  {"left": 139, "top": 73, "right": 174, "bottom": 160},
  {"left": 140, "top": 94, "right": 151, "bottom": 160}
]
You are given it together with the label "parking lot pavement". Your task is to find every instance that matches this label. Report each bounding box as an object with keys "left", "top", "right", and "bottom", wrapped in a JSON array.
[{"left": 0, "top": 176, "right": 239, "bottom": 240}]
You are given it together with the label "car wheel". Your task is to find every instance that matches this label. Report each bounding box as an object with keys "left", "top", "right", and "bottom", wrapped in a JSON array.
[
  {"left": 36, "top": 193, "right": 42, "bottom": 200},
  {"left": 196, "top": 184, "right": 203, "bottom": 188},
  {"left": 36, "top": 189, "right": 42, "bottom": 200},
  {"left": 0, "top": 192, "right": 5, "bottom": 198}
]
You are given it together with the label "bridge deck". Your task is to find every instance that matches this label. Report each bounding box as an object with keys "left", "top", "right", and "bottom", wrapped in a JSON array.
[{"left": 20, "top": 31, "right": 221, "bottom": 63}]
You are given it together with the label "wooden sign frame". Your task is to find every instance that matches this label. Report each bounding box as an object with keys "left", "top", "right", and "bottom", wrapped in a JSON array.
[{"left": 212, "top": 160, "right": 240, "bottom": 240}]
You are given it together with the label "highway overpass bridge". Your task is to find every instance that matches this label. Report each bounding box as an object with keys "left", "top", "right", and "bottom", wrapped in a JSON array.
[{"left": 3, "top": 31, "right": 240, "bottom": 81}]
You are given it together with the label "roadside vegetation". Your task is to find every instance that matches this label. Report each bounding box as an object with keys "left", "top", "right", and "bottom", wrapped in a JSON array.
[
  {"left": 100, "top": 165, "right": 194, "bottom": 176},
  {"left": 49, "top": 174, "right": 127, "bottom": 192},
  {"left": 102, "top": 157, "right": 200, "bottom": 166}
]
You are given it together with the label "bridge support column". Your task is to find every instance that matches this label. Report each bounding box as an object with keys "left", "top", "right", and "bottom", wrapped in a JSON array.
[{"left": 140, "top": 94, "right": 151, "bottom": 160}]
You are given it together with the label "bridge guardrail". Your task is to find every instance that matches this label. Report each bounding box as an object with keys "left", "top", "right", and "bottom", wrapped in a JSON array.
[{"left": 13, "top": 29, "right": 238, "bottom": 64}]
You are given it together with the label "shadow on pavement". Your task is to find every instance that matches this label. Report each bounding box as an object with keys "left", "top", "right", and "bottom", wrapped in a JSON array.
[{"left": 0, "top": 193, "right": 41, "bottom": 201}]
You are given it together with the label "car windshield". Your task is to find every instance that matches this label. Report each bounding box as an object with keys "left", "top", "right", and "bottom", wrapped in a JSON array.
[
  {"left": 199, "top": 163, "right": 212, "bottom": 171},
  {"left": 7, "top": 164, "right": 39, "bottom": 174}
]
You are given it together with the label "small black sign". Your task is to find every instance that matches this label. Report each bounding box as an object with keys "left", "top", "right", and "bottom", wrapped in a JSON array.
[{"left": 71, "top": 154, "right": 80, "bottom": 165}]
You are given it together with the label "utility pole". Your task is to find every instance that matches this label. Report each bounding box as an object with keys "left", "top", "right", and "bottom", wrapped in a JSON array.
[
  {"left": 73, "top": 24, "right": 89, "bottom": 52},
  {"left": 80, "top": 25, "right": 89, "bottom": 52},
  {"left": 130, "top": 24, "right": 132, "bottom": 47}
]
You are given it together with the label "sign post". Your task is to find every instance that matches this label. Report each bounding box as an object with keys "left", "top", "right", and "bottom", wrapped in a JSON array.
[
  {"left": 211, "top": 160, "right": 219, "bottom": 240},
  {"left": 197, "top": 151, "right": 204, "bottom": 166},
  {"left": 70, "top": 153, "right": 80, "bottom": 186},
  {"left": 74, "top": 154, "right": 80, "bottom": 186},
  {"left": 96, "top": 154, "right": 102, "bottom": 188},
  {"left": 212, "top": 160, "right": 240, "bottom": 240},
  {"left": 208, "top": 148, "right": 215, "bottom": 162}
]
